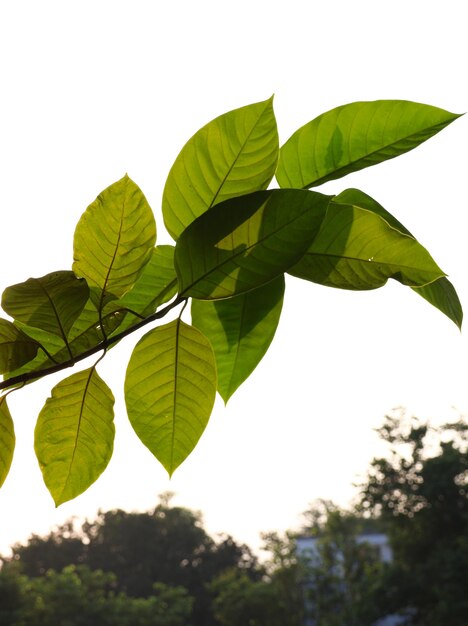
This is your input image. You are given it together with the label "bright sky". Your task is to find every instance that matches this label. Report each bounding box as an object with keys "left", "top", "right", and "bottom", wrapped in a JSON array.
[{"left": 0, "top": 1, "right": 467, "bottom": 556}]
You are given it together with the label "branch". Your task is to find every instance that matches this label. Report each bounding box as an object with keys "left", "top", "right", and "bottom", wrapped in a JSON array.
[{"left": 0, "top": 295, "right": 187, "bottom": 392}]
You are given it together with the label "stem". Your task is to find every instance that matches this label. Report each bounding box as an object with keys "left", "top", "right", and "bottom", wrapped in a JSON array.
[{"left": 0, "top": 295, "right": 187, "bottom": 392}]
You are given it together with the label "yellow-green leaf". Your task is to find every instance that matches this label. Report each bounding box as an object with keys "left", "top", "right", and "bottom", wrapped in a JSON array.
[
  {"left": 34, "top": 367, "right": 115, "bottom": 506},
  {"left": 125, "top": 320, "right": 216, "bottom": 476},
  {"left": 0, "top": 396, "right": 15, "bottom": 488},
  {"left": 73, "top": 175, "right": 156, "bottom": 306},
  {"left": 163, "top": 97, "right": 279, "bottom": 239},
  {"left": 289, "top": 202, "right": 445, "bottom": 290}
]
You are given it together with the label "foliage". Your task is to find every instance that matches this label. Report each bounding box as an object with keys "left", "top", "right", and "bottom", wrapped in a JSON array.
[
  {"left": 359, "top": 411, "right": 468, "bottom": 625},
  {"left": 0, "top": 97, "right": 463, "bottom": 503},
  {"left": 4, "top": 495, "right": 260, "bottom": 626},
  {"left": 297, "top": 502, "right": 391, "bottom": 626},
  {"left": 0, "top": 564, "right": 192, "bottom": 626}
]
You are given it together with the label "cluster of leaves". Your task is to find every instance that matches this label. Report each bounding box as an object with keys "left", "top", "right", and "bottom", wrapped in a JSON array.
[
  {"left": 0, "top": 564, "right": 193, "bottom": 626},
  {"left": 359, "top": 413, "right": 468, "bottom": 625},
  {"left": 1, "top": 495, "right": 261, "bottom": 626},
  {"left": 0, "top": 97, "right": 462, "bottom": 505},
  {"left": 2, "top": 416, "right": 467, "bottom": 626}
]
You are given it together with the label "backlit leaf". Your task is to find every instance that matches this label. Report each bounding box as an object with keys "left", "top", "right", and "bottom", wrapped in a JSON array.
[
  {"left": 2, "top": 271, "right": 89, "bottom": 342},
  {"left": 34, "top": 367, "right": 115, "bottom": 506},
  {"left": 192, "top": 276, "right": 284, "bottom": 402},
  {"left": 163, "top": 97, "right": 279, "bottom": 239},
  {"left": 125, "top": 320, "right": 216, "bottom": 476},
  {"left": 289, "top": 201, "right": 445, "bottom": 289},
  {"left": 104, "top": 245, "right": 178, "bottom": 334},
  {"left": 412, "top": 278, "right": 463, "bottom": 330},
  {"left": 277, "top": 100, "right": 461, "bottom": 188},
  {"left": 0, "top": 318, "right": 40, "bottom": 374},
  {"left": 175, "top": 189, "right": 331, "bottom": 300},
  {"left": 0, "top": 396, "right": 15, "bottom": 488},
  {"left": 73, "top": 175, "right": 156, "bottom": 307},
  {"left": 334, "top": 189, "right": 463, "bottom": 327}
]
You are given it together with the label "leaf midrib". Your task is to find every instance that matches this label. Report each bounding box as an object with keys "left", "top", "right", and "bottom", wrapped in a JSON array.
[
  {"left": 296, "top": 118, "right": 455, "bottom": 189},
  {"left": 209, "top": 100, "right": 272, "bottom": 209},
  {"left": 180, "top": 194, "right": 329, "bottom": 296}
]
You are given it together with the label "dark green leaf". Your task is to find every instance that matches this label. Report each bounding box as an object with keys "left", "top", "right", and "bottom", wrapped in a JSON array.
[
  {"left": 163, "top": 97, "right": 279, "bottom": 240},
  {"left": 412, "top": 278, "right": 463, "bottom": 330},
  {"left": 175, "top": 189, "right": 331, "bottom": 300},
  {"left": 192, "top": 276, "right": 284, "bottom": 402},
  {"left": 34, "top": 367, "right": 115, "bottom": 505},
  {"left": 0, "top": 396, "right": 15, "bottom": 488},
  {"left": 2, "top": 271, "right": 89, "bottom": 342},
  {"left": 0, "top": 318, "right": 40, "bottom": 374},
  {"left": 73, "top": 175, "right": 156, "bottom": 307},
  {"left": 289, "top": 201, "right": 445, "bottom": 290},
  {"left": 277, "top": 100, "right": 461, "bottom": 188},
  {"left": 125, "top": 320, "right": 217, "bottom": 476}
]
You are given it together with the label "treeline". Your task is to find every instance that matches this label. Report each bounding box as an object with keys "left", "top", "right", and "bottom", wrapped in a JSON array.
[{"left": 1, "top": 412, "right": 467, "bottom": 626}]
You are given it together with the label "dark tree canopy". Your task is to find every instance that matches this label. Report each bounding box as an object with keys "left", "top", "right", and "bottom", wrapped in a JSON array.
[{"left": 359, "top": 412, "right": 468, "bottom": 625}]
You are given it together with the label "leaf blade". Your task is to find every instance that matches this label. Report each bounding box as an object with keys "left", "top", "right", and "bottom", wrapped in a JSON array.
[
  {"left": 125, "top": 320, "right": 216, "bottom": 476},
  {"left": 175, "top": 189, "right": 331, "bottom": 300},
  {"left": 73, "top": 175, "right": 156, "bottom": 305},
  {"left": 34, "top": 367, "right": 115, "bottom": 505},
  {"left": 289, "top": 201, "right": 445, "bottom": 290},
  {"left": 2, "top": 271, "right": 89, "bottom": 341},
  {"left": 104, "top": 245, "right": 178, "bottom": 334},
  {"left": 277, "top": 100, "right": 461, "bottom": 188},
  {"left": 162, "top": 97, "right": 279, "bottom": 239},
  {"left": 412, "top": 278, "right": 463, "bottom": 330},
  {"left": 191, "top": 276, "right": 284, "bottom": 402},
  {"left": 0, "top": 396, "right": 15, "bottom": 488},
  {"left": 0, "top": 318, "right": 40, "bottom": 374}
]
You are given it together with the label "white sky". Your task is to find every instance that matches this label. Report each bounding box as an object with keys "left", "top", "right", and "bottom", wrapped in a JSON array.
[{"left": 0, "top": 1, "right": 467, "bottom": 555}]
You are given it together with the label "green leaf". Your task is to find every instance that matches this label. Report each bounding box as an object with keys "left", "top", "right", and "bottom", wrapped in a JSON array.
[
  {"left": 125, "top": 320, "right": 216, "bottom": 476},
  {"left": 2, "top": 271, "right": 89, "bottom": 342},
  {"left": 192, "top": 276, "right": 284, "bottom": 403},
  {"left": 333, "top": 188, "right": 411, "bottom": 234},
  {"left": 0, "top": 396, "right": 15, "bottom": 488},
  {"left": 162, "top": 97, "right": 279, "bottom": 240},
  {"left": 73, "top": 175, "right": 156, "bottom": 307},
  {"left": 289, "top": 201, "right": 445, "bottom": 290},
  {"left": 412, "top": 278, "right": 463, "bottom": 330},
  {"left": 104, "top": 245, "right": 178, "bottom": 333},
  {"left": 175, "top": 189, "right": 331, "bottom": 300},
  {"left": 0, "top": 318, "right": 40, "bottom": 374},
  {"left": 34, "top": 367, "right": 115, "bottom": 506},
  {"left": 333, "top": 189, "right": 463, "bottom": 328},
  {"left": 276, "top": 100, "right": 461, "bottom": 188}
]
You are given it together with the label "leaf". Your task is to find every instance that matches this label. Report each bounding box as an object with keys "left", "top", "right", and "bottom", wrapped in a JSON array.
[
  {"left": 276, "top": 100, "right": 462, "bottom": 188},
  {"left": 412, "top": 278, "right": 463, "bottom": 330},
  {"left": 0, "top": 396, "right": 15, "bottom": 488},
  {"left": 333, "top": 189, "right": 463, "bottom": 328},
  {"left": 289, "top": 201, "right": 445, "bottom": 290},
  {"left": 163, "top": 97, "right": 279, "bottom": 240},
  {"left": 125, "top": 320, "right": 216, "bottom": 476},
  {"left": 0, "top": 318, "right": 40, "bottom": 374},
  {"left": 175, "top": 189, "right": 331, "bottom": 300},
  {"left": 191, "top": 276, "right": 284, "bottom": 403},
  {"left": 73, "top": 175, "right": 156, "bottom": 307},
  {"left": 34, "top": 367, "right": 115, "bottom": 506},
  {"left": 104, "top": 245, "right": 178, "bottom": 333},
  {"left": 2, "top": 271, "right": 89, "bottom": 342}
]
